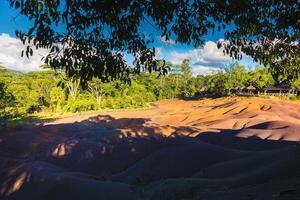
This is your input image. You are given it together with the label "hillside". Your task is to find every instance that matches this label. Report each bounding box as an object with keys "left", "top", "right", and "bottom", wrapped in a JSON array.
[
  {"left": 1, "top": 97, "right": 300, "bottom": 199},
  {"left": 0, "top": 66, "right": 22, "bottom": 74}
]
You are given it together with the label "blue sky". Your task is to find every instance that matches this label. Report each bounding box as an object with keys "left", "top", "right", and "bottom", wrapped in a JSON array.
[{"left": 0, "top": 1, "right": 257, "bottom": 74}]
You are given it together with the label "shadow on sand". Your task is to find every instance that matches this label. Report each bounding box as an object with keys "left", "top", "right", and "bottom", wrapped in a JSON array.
[{"left": 1, "top": 114, "right": 300, "bottom": 199}]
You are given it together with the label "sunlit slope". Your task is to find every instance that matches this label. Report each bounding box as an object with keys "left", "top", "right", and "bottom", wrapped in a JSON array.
[{"left": 1, "top": 97, "right": 300, "bottom": 199}]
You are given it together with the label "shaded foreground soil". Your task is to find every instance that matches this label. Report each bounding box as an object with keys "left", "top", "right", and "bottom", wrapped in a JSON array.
[{"left": 1, "top": 97, "right": 300, "bottom": 199}]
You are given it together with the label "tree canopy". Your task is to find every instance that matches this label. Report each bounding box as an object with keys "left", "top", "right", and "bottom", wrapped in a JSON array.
[
  {"left": 9, "top": 0, "right": 300, "bottom": 84},
  {"left": 0, "top": 62, "right": 298, "bottom": 121}
]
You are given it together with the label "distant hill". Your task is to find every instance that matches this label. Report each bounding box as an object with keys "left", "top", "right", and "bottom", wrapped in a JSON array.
[
  {"left": 0, "top": 66, "right": 22, "bottom": 81},
  {"left": 0, "top": 66, "right": 22, "bottom": 75}
]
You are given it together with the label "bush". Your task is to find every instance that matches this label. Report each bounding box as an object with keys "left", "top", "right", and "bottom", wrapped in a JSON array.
[
  {"left": 289, "top": 96, "right": 298, "bottom": 101},
  {"left": 66, "top": 93, "right": 97, "bottom": 113},
  {"left": 50, "top": 87, "right": 66, "bottom": 112},
  {"left": 0, "top": 107, "right": 20, "bottom": 119}
]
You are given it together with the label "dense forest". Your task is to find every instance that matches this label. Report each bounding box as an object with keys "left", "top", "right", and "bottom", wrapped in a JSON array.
[{"left": 1, "top": 60, "right": 299, "bottom": 121}]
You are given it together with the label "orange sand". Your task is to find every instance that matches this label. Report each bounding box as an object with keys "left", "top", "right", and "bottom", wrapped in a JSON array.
[{"left": 1, "top": 97, "right": 300, "bottom": 199}]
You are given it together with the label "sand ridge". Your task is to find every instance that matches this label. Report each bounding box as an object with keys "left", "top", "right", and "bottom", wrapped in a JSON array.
[{"left": 1, "top": 97, "right": 300, "bottom": 199}]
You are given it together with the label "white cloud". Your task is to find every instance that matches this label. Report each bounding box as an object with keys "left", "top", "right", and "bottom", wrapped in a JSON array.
[
  {"left": 170, "top": 49, "right": 199, "bottom": 65},
  {"left": 169, "top": 40, "right": 232, "bottom": 75},
  {"left": 170, "top": 40, "right": 231, "bottom": 65},
  {"left": 192, "top": 66, "right": 222, "bottom": 76},
  {"left": 159, "top": 36, "right": 175, "bottom": 45},
  {"left": 197, "top": 41, "right": 231, "bottom": 63},
  {"left": 0, "top": 33, "right": 49, "bottom": 72}
]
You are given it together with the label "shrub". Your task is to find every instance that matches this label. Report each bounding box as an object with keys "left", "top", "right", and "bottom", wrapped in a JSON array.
[
  {"left": 289, "top": 96, "right": 298, "bottom": 101},
  {"left": 66, "top": 93, "right": 97, "bottom": 113},
  {"left": 50, "top": 87, "right": 66, "bottom": 112}
]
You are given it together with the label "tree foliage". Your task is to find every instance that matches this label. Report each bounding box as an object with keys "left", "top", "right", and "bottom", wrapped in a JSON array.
[
  {"left": 224, "top": 62, "right": 248, "bottom": 92},
  {"left": 0, "top": 61, "right": 297, "bottom": 120},
  {"left": 0, "top": 82, "right": 14, "bottom": 109},
  {"left": 9, "top": 0, "right": 299, "bottom": 84},
  {"left": 291, "top": 77, "right": 300, "bottom": 91},
  {"left": 248, "top": 67, "right": 275, "bottom": 89}
]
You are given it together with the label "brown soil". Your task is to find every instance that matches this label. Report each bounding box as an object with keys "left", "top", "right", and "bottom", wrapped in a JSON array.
[{"left": 1, "top": 97, "right": 300, "bottom": 200}]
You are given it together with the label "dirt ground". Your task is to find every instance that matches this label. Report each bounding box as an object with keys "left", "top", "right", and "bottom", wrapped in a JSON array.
[{"left": 1, "top": 97, "right": 300, "bottom": 200}]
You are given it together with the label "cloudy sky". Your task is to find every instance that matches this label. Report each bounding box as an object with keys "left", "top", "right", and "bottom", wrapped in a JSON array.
[{"left": 0, "top": 1, "right": 257, "bottom": 74}]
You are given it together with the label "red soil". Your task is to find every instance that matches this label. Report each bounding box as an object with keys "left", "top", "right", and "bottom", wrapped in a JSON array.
[{"left": 1, "top": 97, "right": 300, "bottom": 199}]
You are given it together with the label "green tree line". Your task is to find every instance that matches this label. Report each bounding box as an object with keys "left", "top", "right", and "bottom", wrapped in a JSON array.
[{"left": 0, "top": 62, "right": 298, "bottom": 120}]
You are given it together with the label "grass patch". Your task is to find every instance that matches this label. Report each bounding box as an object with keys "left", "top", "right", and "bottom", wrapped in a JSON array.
[{"left": 0, "top": 103, "right": 153, "bottom": 130}]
